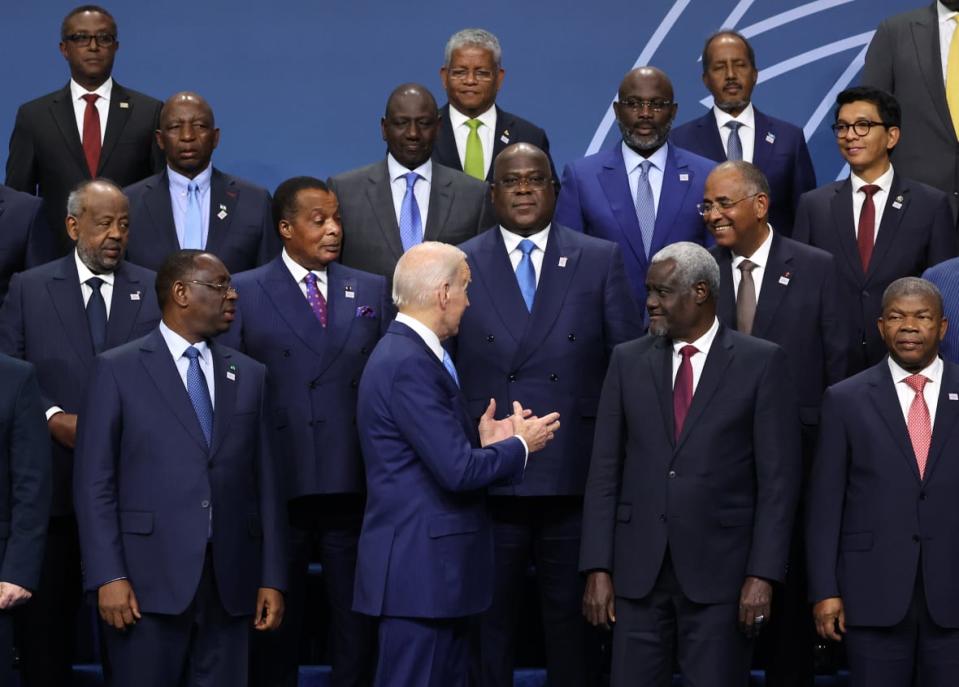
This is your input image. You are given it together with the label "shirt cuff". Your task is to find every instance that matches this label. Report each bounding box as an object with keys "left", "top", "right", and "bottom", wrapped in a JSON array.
[
  {"left": 515, "top": 436, "right": 529, "bottom": 468},
  {"left": 45, "top": 406, "right": 64, "bottom": 421}
]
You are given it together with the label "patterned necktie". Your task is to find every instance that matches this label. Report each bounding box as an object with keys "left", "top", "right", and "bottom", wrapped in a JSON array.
[
  {"left": 464, "top": 119, "right": 484, "bottom": 179},
  {"left": 516, "top": 238, "right": 537, "bottom": 312},
  {"left": 904, "top": 374, "right": 932, "bottom": 479},
  {"left": 399, "top": 172, "right": 423, "bottom": 252},
  {"left": 184, "top": 346, "right": 214, "bottom": 447},
  {"left": 635, "top": 159, "right": 656, "bottom": 258},
  {"left": 183, "top": 181, "right": 203, "bottom": 249},
  {"left": 304, "top": 272, "right": 328, "bottom": 327},
  {"left": 947, "top": 16, "right": 959, "bottom": 139},
  {"left": 86, "top": 276, "right": 107, "bottom": 354},
  {"left": 442, "top": 350, "right": 460, "bottom": 388},
  {"left": 81, "top": 93, "right": 101, "bottom": 177},
  {"left": 725, "top": 121, "right": 744, "bottom": 161},
  {"left": 736, "top": 259, "right": 758, "bottom": 335},
  {"left": 857, "top": 184, "right": 880, "bottom": 271},
  {"left": 673, "top": 344, "right": 698, "bottom": 440}
]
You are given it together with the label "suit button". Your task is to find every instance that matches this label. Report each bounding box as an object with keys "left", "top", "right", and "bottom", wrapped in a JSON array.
[
  {"left": 920, "top": 491, "right": 927, "bottom": 500},
  {"left": 913, "top": 535, "right": 921, "bottom": 543},
  {"left": 309, "top": 381, "right": 317, "bottom": 390},
  {"left": 568, "top": 333, "right": 576, "bottom": 342},
  {"left": 201, "top": 500, "right": 210, "bottom": 508},
  {"left": 487, "top": 335, "right": 495, "bottom": 343},
  {"left": 283, "top": 350, "right": 290, "bottom": 357},
  {"left": 668, "top": 470, "right": 677, "bottom": 479},
  {"left": 550, "top": 373, "right": 559, "bottom": 382},
  {"left": 350, "top": 379, "right": 358, "bottom": 388},
  {"left": 659, "top": 514, "right": 667, "bottom": 522},
  {"left": 508, "top": 373, "right": 517, "bottom": 382}
]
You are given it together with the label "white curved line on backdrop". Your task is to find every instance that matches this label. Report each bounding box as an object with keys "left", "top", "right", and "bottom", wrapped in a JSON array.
[
  {"left": 802, "top": 41, "right": 872, "bottom": 141},
  {"left": 739, "top": 0, "right": 855, "bottom": 38}
]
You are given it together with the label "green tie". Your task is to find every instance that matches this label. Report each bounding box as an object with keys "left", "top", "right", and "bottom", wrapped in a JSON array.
[{"left": 464, "top": 119, "right": 484, "bottom": 179}]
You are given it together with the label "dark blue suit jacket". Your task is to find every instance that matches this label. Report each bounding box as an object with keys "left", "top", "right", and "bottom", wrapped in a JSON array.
[
  {"left": 580, "top": 327, "right": 801, "bottom": 603},
  {"left": 354, "top": 320, "right": 526, "bottom": 619},
  {"left": 221, "top": 257, "right": 390, "bottom": 499},
  {"left": 73, "top": 329, "right": 286, "bottom": 616},
  {"left": 0, "top": 255, "right": 160, "bottom": 515},
  {"left": 0, "top": 355, "right": 50, "bottom": 590},
  {"left": 554, "top": 143, "right": 715, "bottom": 306},
  {"left": 671, "top": 108, "right": 816, "bottom": 237},
  {"left": 123, "top": 168, "right": 280, "bottom": 274},
  {"left": 807, "top": 359, "right": 959, "bottom": 628},
  {"left": 455, "top": 224, "right": 642, "bottom": 495},
  {"left": 794, "top": 174, "right": 956, "bottom": 374},
  {"left": 0, "top": 185, "right": 55, "bottom": 307}
]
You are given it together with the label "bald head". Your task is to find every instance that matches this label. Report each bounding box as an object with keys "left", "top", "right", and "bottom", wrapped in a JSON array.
[
  {"left": 157, "top": 91, "right": 219, "bottom": 178},
  {"left": 614, "top": 66, "right": 677, "bottom": 156},
  {"left": 382, "top": 83, "right": 441, "bottom": 169},
  {"left": 493, "top": 142, "right": 550, "bottom": 178},
  {"left": 619, "top": 67, "right": 674, "bottom": 102},
  {"left": 384, "top": 83, "right": 438, "bottom": 118}
]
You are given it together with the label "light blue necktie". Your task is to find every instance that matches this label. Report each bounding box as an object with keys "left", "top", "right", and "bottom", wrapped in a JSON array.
[
  {"left": 442, "top": 350, "right": 460, "bottom": 388},
  {"left": 399, "top": 172, "right": 423, "bottom": 252},
  {"left": 184, "top": 346, "right": 213, "bottom": 447},
  {"left": 635, "top": 160, "right": 656, "bottom": 258},
  {"left": 726, "top": 121, "right": 744, "bottom": 162},
  {"left": 183, "top": 181, "right": 203, "bottom": 249},
  {"left": 516, "top": 238, "right": 536, "bottom": 312}
]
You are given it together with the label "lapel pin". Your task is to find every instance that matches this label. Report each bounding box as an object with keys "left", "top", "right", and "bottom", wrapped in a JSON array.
[
  {"left": 226, "top": 363, "right": 237, "bottom": 382},
  {"left": 679, "top": 173, "right": 689, "bottom": 182},
  {"left": 119, "top": 102, "right": 129, "bottom": 109},
  {"left": 217, "top": 203, "right": 228, "bottom": 220},
  {"left": 765, "top": 132, "right": 776, "bottom": 144},
  {"left": 558, "top": 256, "right": 568, "bottom": 268},
  {"left": 892, "top": 194, "right": 904, "bottom": 210},
  {"left": 778, "top": 271, "right": 791, "bottom": 286},
  {"left": 130, "top": 290, "right": 141, "bottom": 301},
  {"left": 345, "top": 284, "right": 355, "bottom": 299},
  {"left": 950, "top": 393, "right": 958, "bottom": 401},
  {"left": 500, "top": 129, "right": 511, "bottom": 144}
]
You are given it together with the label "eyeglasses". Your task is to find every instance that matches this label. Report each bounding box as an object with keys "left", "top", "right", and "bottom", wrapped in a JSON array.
[
  {"left": 618, "top": 98, "right": 674, "bottom": 113},
  {"left": 696, "top": 193, "right": 761, "bottom": 216},
  {"left": 830, "top": 120, "right": 887, "bottom": 137},
  {"left": 447, "top": 68, "right": 496, "bottom": 82},
  {"left": 187, "top": 280, "right": 237, "bottom": 297},
  {"left": 495, "top": 174, "right": 553, "bottom": 190},
  {"left": 63, "top": 32, "right": 117, "bottom": 47}
]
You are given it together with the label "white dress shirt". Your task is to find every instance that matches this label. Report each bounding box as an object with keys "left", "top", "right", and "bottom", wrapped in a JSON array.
[
  {"left": 70, "top": 78, "right": 112, "bottom": 144},
  {"left": 159, "top": 320, "right": 216, "bottom": 408},
  {"left": 851, "top": 164, "right": 894, "bottom": 241},
  {"left": 939, "top": 1, "right": 958, "bottom": 85},
  {"left": 888, "top": 355, "right": 942, "bottom": 428},
  {"left": 448, "top": 104, "right": 497, "bottom": 179},
  {"left": 623, "top": 141, "right": 668, "bottom": 212},
  {"left": 671, "top": 316, "right": 721, "bottom": 393},
  {"left": 282, "top": 248, "right": 328, "bottom": 301},
  {"left": 168, "top": 164, "right": 213, "bottom": 249},
  {"left": 388, "top": 154, "right": 431, "bottom": 231},
  {"left": 500, "top": 224, "right": 550, "bottom": 287},
  {"left": 713, "top": 102, "right": 756, "bottom": 163},
  {"left": 731, "top": 226, "right": 774, "bottom": 301}
]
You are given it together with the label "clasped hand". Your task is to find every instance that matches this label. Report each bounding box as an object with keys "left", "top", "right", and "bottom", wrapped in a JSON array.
[{"left": 478, "top": 399, "right": 560, "bottom": 452}]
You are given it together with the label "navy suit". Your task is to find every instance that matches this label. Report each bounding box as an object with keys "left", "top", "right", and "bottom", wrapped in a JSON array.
[
  {"left": 554, "top": 143, "right": 715, "bottom": 307},
  {"left": 671, "top": 109, "right": 816, "bottom": 237},
  {"left": 73, "top": 329, "right": 286, "bottom": 686},
  {"left": 355, "top": 320, "right": 526, "bottom": 686},
  {"left": 0, "top": 185, "right": 55, "bottom": 307},
  {"left": 794, "top": 174, "right": 956, "bottom": 375},
  {"left": 455, "top": 224, "right": 642, "bottom": 686},
  {"left": 222, "top": 256, "right": 389, "bottom": 687},
  {"left": 807, "top": 359, "right": 959, "bottom": 685},
  {"left": 581, "top": 327, "right": 801, "bottom": 686},
  {"left": 123, "top": 168, "right": 280, "bottom": 274}
]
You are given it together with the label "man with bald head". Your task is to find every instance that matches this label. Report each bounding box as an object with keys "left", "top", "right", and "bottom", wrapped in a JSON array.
[
  {"left": 0, "top": 178, "right": 160, "bottom": 686},
  {"left": 329, "top": 83, "right": 494, "bottom": 284},
  {"left": 556, "top": 67, "right": 716, "bottom": 310},
  {"left": 124, "top": 91, "right": 279, "bottom": 273}
]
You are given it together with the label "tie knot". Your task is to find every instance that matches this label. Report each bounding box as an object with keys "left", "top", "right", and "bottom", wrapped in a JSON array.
[
  {"left": 904, "top": 374, "right": 929, "bottom": 394},
  {"left": 518, "top": 238, "right": 536, "bottom": 256},
  {"left": 860, "top": 184, "right": 880, "bottom": 198},
  {"left": 679, "top": 344, "right": 698, "bottom": 360},
  {"left": 404, "top": 172, "right": 420, "bottom": 189},
  {"left": 188, "top": 181, "right": 199, "bottom": 195},
  {"left": 86, "top": 276, "right": 104, "bottom": 291},
  {"left": 639, "top": 160, "right": 653, "bottom": 175},
  {"left": 466, "top": 119, "right": 482, "bottom": 132},
  {"left": 82, "top": 93, "right": 99, "bottom": 105},
  {"left": 738, "top": 259, "right": 756, "bottom": 274},
  {"left": 184, "top": 345, "right": 201, "bottom": 362},
  {"left": 304, "top": 272, "right": 318, "bottom": 287},
  {"left": 726, "top": 121, "right": 742, "bottom": 131}
]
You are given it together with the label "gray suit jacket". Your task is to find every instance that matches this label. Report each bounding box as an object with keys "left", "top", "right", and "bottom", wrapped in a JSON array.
[
  {"left": 861, "top": 2, "right": 959, "bottom": 219},
  {"left": 328, "top": 159, "right": 495, "bottom": 283}
]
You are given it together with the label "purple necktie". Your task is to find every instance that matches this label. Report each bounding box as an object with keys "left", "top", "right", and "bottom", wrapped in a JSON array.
[{"left": 304, "top": 273, "right": 327, "bottom": 327}]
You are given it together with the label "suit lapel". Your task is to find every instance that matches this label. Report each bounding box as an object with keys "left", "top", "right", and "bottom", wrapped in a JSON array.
[
  {"left": 830, "top": 181, "right": 865, "bottom": 283},
  {"left": 752, "top": 110, "right": 775, "bottom": 172},
  {"left": 260, "top": 258, "right": 328, "bottom": 360},
  {"left": 50, "top": 85, "right": 88, "bottom": 176},
  {"left": 869, "top": 362, "right": 922, "bottom": 482},
  {"left": 209, "top": 343, "right": 237, "bottom": 458},
  {"left": 599, "top": 148, "right": 647, "bottom": 270},
  {"left": 866, "top": 177, "right": 908, "bottom": 285},
  {"left": 424, "top": 167, "right": 455, "bottom": 242},
  {"left": 98, "top": 84, "right": 132, "bottom": 175},
  {"left": 205, "top": 170, "right": 238, "bottom": 254},
  {"left": 365, "top": 162, "right": 404, "bottom": 261},
  {"left": 675, "top": 327, "right": 733, "bottom": 453},
  {"left": 435, "top": 104, "right": 464, "bottom": 172},
  {"left": 650, "top": 147, "right": 695, "bottom": 257},
  {"left": 649, "top": 338, "right": 676, "bottom": 445},
  {"left": 472, "top": 229, "right": 529, "bottom": 345},
  {"left": 694, "top": 111, "right": 727, "bottom": 161},
  {"left": 142, "top": 171, "right": 180, "bottom": 255},
  {"left": 713, "top": 248, "right": 737, "bottom": 329},
  {"left": 911, "top": 10, "right": 955, "bottom": 138},
  {"left": 488, "top": 107, "right": 513, "bottom": 180},
  {"left": 48, "top": 256, "right": 95, "bottom": 364},
  {"left": 751, "top": 233, "right": 792, "bottom": 338},
  {"left": 104, "top": 263, "right": 147, "bottom": 348},
  {"left": 314, "top": 263, "right": 357, "bottom": 379},
  {"left": 925, "top": 362, "right": 959, "bottom": 482}
]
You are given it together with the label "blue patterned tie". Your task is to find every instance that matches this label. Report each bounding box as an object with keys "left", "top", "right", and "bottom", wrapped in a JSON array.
[
  {"left": 635, "top": 160, "right": 656, "bottom": 258},
  {"left": 725, "top": 121, "right": 744, "bottom": 161},
  {"left": 516, "top": 238, "right": 537, "bottom": 311},
  {"left": 399, "top": 172, "right": 423, "bottom": 252},
  {"left": 442, "top": 350, "right": 460, "bottom": 388},
  {"left": 184, "top": 346, "right": 213, "bottom": 447},
  {"left": 86, "top": 276, "right": 107, "bottom": 354},
  {"left": 183, "top": 181, "right": 203, "bottom": 249}
]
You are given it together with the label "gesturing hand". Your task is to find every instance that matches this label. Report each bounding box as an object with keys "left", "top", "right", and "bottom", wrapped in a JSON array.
[{"left": 509, "top": 401, "right": 560, "bottom": 453}]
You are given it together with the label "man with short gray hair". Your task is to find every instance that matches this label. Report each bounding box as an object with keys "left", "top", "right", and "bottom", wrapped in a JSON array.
[{"left": 581, "top": 241, "right": 801, "bottom": 686}]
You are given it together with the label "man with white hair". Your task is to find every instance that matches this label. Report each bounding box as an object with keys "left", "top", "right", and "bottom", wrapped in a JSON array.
[{"left": 354, "top": 241, "right": 560, "bottom": 686}]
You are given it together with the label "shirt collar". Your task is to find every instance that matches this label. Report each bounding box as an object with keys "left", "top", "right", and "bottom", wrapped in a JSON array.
[
  {"left": 158, "top": 319, "right": 211, "bottom": 363},
  {"left": 888, "top": 355, "right": 943, "bottom": 387},
  {"left": 732, "top": 225, "right": 774, "bottom": 269},
  {"left": 74, "top": 248, "right": 115, "bottom": 286},
  {"left": 851, "top": 163, "right": 894, "bottom": 195},
  {"left": 395, "top": 312, "right": 445, "bottom": 361},
  {"left": 672, "top": 316, "right": 720, "bottom": 357},
  {"left": 713, "top": 102, "right": 755, "bottom": 130},
  {"left": 938, "top": 1, "right": 958, "bottom": 22},
  {"left": 448, "top": 103, "right": 497, "bottom": 131},
  {"left": 500, "top": 224, "right": 551, "bottom": 255},
  {"left": 388, "top": 153, "right": 433, "bottom": 183},
  {"left": 621, "top": 140, "right": 669, "bottom": 175},
  {"left": 281, "top": 248, "right": 326, "bottom": 284},
  {"left": 168, "top": 164, "right": 213, "bottom": 194},
  {"left": 70, "top": 77, "right": 113, "bottom": 103}
]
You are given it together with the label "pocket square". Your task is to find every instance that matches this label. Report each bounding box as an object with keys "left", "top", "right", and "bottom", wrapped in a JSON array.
[{"left": 355, "top": 305, "right": 377, "bottom": 319}]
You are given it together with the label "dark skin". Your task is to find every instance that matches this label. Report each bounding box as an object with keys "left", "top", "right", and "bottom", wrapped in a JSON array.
[
  {"left": 613, "top": 67, "right": 678, "bottom": 157},
  {"left": 491, "top": 143, "right": 556, "bottom": 237},
  {"left": 156, "top": 92, "right": 220, "bottom": 179},
  {"left": 702, "top": 34, "right": 757, "bottom": 117},
  {"left": 440, "top": 46, "right": 505, "bottom": 118},
  {"left": 280, "top": 188, "right": 342, "bottom": 270},
  {"left": 381, "top": 84, "right": 440, "bottom": 170},
  {"left": 59, "top": 10, "right": 118, "bottom": 90},
  {"left": 702, "top": 165, "right": 770, "bottom": 258}
]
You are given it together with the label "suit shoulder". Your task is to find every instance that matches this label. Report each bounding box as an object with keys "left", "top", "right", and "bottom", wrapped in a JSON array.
[
  {"left": 753, "top": 109, "right": 804, "bottom": 138},
  {"left": 119, "top": 261, "right": 158, "bottom": 284},
  {"left": 497, "top": 107, "right": 547, "bottom": 138},
  {"left": 435, "top": 164, "right": 489, "bottom": 193},
  {"left": 727, "top": 328, "right": 782, "bottom": 357},
  {"left": 113, "top": 84, "right": 163, "bottom": 108},
  {"left": 800, "top": 181, "right": 844, "bottom": 203},
  {"left": 670, "top": 114, "right": 708, "bottom": 140},
  {"left": 217, "top": 345, "right": 266, "bottom": 375},
  {"left": 877, "top": 4, "right": 932, "bottom": 29},
  {"left": 231, "top": 262, "right": 274, "bottom": 286},
  {"left": 777, "top": 235, "right": 835, "bottom": 266},
  {"left": 555, "top": 223, "right": 619, "bottom": 254},
  {"left": 332, "top": 262, "right": 388, "bottom": 288},
  {"left": 216, "top": 170, "right": 269, "bottom": 196},
  {"left": 564, "top": 147, "right": 615, "bottom": 173},
  {"left": 14, "top": 88, "right": 66, "bottom": 112},
  {"left": 123, "top": 172, "right": 163, "bottom": 196},
  {"left": 0, "top": 354, "right": 35, "bottom": 381},
  {"left": 0, "top": 185, "right": 43, "bottom": 209},
  {"left": 330, "top": 161, "right": 382, "bottom": 186},
  {"left": 671, "top": 144, "right": 718, "bottom": 174},
  {"left": 11, "top": 256, "right": 69, "bottom": 283},
  {"left": 901, "top": 175, "right": 951, "bottom": 203},
  {"left": 613, "top": 333, "right": 660, "bottom": 358},
  {"left": 924, "top": 256, "right": 959, "bottom": 281}
]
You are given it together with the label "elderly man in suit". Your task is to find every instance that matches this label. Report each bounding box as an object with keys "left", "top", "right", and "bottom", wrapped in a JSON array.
[
  {"left": 0, "top": 185, "right": 55, "bottom": 306},
  {"left": 354, "top": 241, "right": 560, "bottom": 686},
  {"left": 74, "top": 249, "right": 286, "bottom": 687},
  {"left": 222, "top": 177, "right": 388, "bottom": 687},
  {"left": 555, "top": 67, "right": 716, "bottom": 309},
  {"left": 0, "top": 178, "right": 160, "bottom": 687},
  {"left": 328, "top": 84, "right": 495, "bottom": 285},
  {"left": 454, "top": 143, "right": 642, "bottom": 687},
  {"left": 0, "top": 355, "right": 50, "bottom": 687},
  {"left": 807, "top": 277, "right": 959, "bottom": 686},
  {"left": 671, "top": 31, "right": 816, "bottom": 237},
  {"left": 433, "top": 28, "right": 555, "bottom": 183},
  {"left": 123, "top": 92, "right": 279, "bottom": 273},
  {"left": 580, "top": 241, "right": 801, "bottom": 686},
  {"left": 794, "top": 86, "right": 955, "bottom": 376},
  {"left": 5, "top": 5, "right": 163, "bottom": 256}
]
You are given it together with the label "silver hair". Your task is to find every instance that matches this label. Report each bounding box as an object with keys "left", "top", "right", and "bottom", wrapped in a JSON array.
[
  {"left": 444, "top": 28, "right": 502, "bottom": 67},
  {"left": 713, "top": 160, "right": 771, "bottom": 198},
  {"left": 881, "top": 277, "right": 944, "bottom": 315},
  {"left": 393, "top": 242, "right": 467, "bottom": 309},
  {"left": 66, "top": 179, "right": 122, "bottom": 218},
  {"left": 650, "top": 242, "right": 720, "bottom": 296}
]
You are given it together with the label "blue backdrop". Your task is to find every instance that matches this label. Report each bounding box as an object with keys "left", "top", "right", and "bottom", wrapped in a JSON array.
[{"left": 2, "top": 0, "right": 922, "bottom": 193}]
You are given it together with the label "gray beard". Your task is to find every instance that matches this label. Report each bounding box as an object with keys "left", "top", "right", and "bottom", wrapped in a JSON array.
[
  {"left": 619, "top": 120, "right": 670, "bottom": 153},
  {"left": 716, "top": 99, "right": 749, "bottom": 114}
]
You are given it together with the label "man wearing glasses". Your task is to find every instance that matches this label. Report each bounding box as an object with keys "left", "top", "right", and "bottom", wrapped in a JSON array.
[
  {"left": 555, "top": 67, "right": 716, "bottom": 311},
  {"left": 6, "top": 5, "right": 163, "bottom": 256},
  {"left": 794, "top": 86, "right": 955, "bottom": 376}
]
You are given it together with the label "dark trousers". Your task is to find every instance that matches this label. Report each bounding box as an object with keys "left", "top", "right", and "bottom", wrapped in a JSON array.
[
  {"left": 104, "top": 548, "right": 249, "bottom": 687},
  {"left": 473, "top": 496, "right": 599, "bottom": 687},
  {"left": 375, "top": 616, "right": 469, "bottom": 687},
  {"left": 611, "top": 551, "right": 753, "bottom": 687},
  {"left": 1, "top": 611, "right": 13, "bottom": 687},
  {"left": 250, "top": 494, "right": 375, "bottom": 687},
  {"left": 14, "top": 514, "right": 82, "bottom": 687}
]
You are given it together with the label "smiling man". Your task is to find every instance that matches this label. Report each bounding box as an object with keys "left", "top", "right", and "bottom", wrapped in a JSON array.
[{"left": 807, "top": 277, "right": 959, "bottom": 687}]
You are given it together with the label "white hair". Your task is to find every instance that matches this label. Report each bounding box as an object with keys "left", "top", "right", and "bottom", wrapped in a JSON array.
[
  {"left": 393, "top": 242, "right": 467, "bottom": 309},
  {"left": 650, "top": 242, "right": 720, "bottom": 296},
  {"left": 444, "top": 28, "right": 502, "bottom": 67}
]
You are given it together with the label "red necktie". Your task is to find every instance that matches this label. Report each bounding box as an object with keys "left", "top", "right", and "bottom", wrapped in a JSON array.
[
  {"left": 673, "top": 344, "right": 698, "bottom": 440},
  {"left": 857, "top": 184, "right": 880, "bottom": 271},
  {"left": 81, "top": 93, "right": 101, "bottom": 177},
  {"left": 904, "top": 374, "right": 932, "bottom": 478}
]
